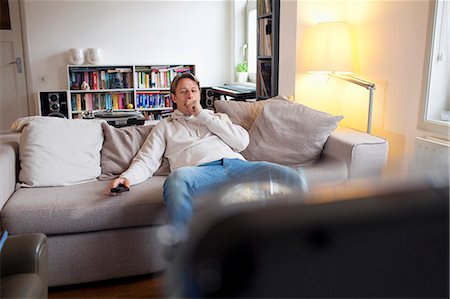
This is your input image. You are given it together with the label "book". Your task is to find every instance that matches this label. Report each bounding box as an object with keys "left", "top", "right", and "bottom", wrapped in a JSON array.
[
  {"left": 118, "top": 94, "right": 124, "bottom": 109},
  {"left": 100, "top": 94, "right": 106, "bottom": 110},
  {"left": 86, "top": 93, "right": 93, "bottom": 111},
  {"left": 92, "top": 72, "right": 98, "bottom": 90},
  {"left": 113, "top": 94, "right": 119, "bottom": 109},
  {"left": 100, "top": 71, "right": 106, "bottom": 89},
  {"left": 83, "top": 71, "right": 89, "bottom": 85},
  {"left": 76, "top": 94, "right": 82, "bottom": 111},
  {"left": 71, "top": 95, "right": 77, "bottom": 111}
]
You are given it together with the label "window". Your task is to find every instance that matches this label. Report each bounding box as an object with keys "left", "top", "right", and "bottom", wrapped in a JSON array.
[
  {"left": 420, "top": 0, "right": 449, "bottom": 135},
  {"left": 233, "top": 0, "right": 257, "bottom": 84},
  {"left": 247, "top": 0, "right": 257, "bottom": 81}
]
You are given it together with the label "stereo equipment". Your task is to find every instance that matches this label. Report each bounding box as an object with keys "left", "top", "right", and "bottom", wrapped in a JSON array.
[
  {"left": 201, "top": 87, "right": 219, "bottom": 111},
  {"left": 93, "top": 110, "right": 145, "bottom": 127},
  {"left": 39, "top": 91, "right": 69, "bottom": 118}
]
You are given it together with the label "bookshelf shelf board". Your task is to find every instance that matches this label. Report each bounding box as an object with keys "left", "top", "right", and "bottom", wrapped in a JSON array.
[
  {"left": 72, "top": 109, "right": 136, "bottom": 114},
  {"left": 258, "top": 13, "right": 272, "bottom": 19},
  {"left": 138, "top": 107, "right": 173, "bottom": 112},
  {"left": 67, "top": 65, "right": 133, "bottom": 70},
  {"left": 69, "top": 88, "right": 135, "bottom": 93},
  {"left": 136, "top": 88, "right": 170, "bottom": 92}
]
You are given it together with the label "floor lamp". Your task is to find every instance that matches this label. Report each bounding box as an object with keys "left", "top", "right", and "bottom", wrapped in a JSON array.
[{"left": 308, "top": 21, "right": 376, "bottom": 133}]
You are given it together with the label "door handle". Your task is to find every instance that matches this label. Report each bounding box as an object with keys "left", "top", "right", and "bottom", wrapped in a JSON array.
[{"left": 9, "top": 57, "right": 23, "bottom": 73}]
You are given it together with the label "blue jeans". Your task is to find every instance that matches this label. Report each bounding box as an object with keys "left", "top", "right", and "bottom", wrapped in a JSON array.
[{"left": 163, "top": 158, "right": 307, "bottom": 234}]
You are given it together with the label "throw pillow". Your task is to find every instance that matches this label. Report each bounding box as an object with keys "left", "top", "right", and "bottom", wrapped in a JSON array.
[
  {"left": 241, "top": 101, "right": 343, "bottom": 167},
  {"left": 99, "top": 123, "right": 170, "bottom": 180},
  {"left": 10, "top": 116, "right": 104, "bottom": 187},
  {"left": 214, "top": 95, "right": 288, "bottom": 130}
]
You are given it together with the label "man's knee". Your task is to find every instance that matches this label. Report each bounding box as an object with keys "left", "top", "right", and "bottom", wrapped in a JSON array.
[
  {"left": 165, "top": 167, "right": 192, "bottom": 184},
  {"left": 163, "top": 167, "right": 195, "bottom": 195}
]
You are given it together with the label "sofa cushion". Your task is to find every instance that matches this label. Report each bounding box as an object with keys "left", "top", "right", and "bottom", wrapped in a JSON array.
[
  {"left": 1, "top": 177, "right": 168, "bottom": 235},
  {"left": 99, "top": 123, "right": 170, "bottom": 180},
  {"left": 10, "top": 116, "right": 103, "bottom": 187},
  {"left": 213, "top": 95, "right": 288, "bottom": 130},
  {"left": 241, "top": 100, "right": 343, "bottom": 167}
]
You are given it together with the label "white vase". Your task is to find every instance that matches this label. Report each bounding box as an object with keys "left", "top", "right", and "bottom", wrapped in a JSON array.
[
  {"left": 86, "top": 48, "right": 102, "bottom": 65},
  {"left": 68, "top": 48, "right": 85, "bottom": 65},
  {"left": 236, "top": 72, "right": 248, "bottom": 83}
]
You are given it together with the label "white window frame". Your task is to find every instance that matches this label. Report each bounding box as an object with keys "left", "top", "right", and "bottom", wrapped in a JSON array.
[{"left": 419, "top": 0, "right": 450, "bottom": 136}]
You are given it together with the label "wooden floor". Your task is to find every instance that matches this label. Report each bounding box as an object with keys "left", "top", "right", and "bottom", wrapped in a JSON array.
[{"left": 48, "top": 272, "right": 168, "bottom": 299}]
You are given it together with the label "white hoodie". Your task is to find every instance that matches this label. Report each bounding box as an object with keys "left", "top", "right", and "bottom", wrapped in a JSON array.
[{"left": 121, "top": 109, "right": 249, "bottom": 185}]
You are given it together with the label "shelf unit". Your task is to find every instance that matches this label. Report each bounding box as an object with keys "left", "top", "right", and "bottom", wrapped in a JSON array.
[
  {"left": 257, "top": 0, "right": 280, "bottom": 100},
  {"left": 67, "top": 64, "right": 195, "bottom": 119}
]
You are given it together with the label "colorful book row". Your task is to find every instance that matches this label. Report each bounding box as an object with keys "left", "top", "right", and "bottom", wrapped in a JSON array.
[
  {"left": 70, "top": 92, "right": 133, "bottom": 111},
  {"left": 135, "top": 65, "right": 193, "bottom": 89},
  {"left": 69, "top": 68, "right": 133, "bottom": 90},
  {"left": 136, "top": 92, "right": 172, "bottom": 109}
]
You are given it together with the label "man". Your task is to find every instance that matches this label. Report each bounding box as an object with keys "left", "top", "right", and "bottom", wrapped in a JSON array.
[{"left": 108, "top": 73, "right": 306, "bottom": 237}]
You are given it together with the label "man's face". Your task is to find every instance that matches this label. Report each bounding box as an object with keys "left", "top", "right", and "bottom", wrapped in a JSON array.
[{"left": 172, "top": 78, "right": 201, "bottom": 115}]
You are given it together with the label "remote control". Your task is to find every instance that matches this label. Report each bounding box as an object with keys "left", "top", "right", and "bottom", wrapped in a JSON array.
[{"left": 111, "top": 184, "right": 129, "bottom": 193}]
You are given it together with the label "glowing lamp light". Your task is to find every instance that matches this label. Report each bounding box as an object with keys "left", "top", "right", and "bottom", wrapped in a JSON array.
[
  {"left": 308, "top": 21, "right": 355, "bottom": 74},
  {"left": 308, "top": 21, "right": 376, "bottom": 133}
]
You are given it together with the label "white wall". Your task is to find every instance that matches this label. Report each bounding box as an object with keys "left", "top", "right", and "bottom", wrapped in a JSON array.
[
  {"left": 291, "top": 0, "right": 441, "bottom": 175},
  {"left": 21, "top": 0, "right": 232, "bottom": 114},
  {"left": 278, "top": 0, "right": 297, "bottom": 98}
]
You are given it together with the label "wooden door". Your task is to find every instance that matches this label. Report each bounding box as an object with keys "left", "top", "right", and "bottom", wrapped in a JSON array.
[{"left": 0, "top": 0, "right": 28, "bottom": 134}]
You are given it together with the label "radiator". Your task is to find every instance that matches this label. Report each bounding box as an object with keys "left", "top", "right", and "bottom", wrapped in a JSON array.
[{"left": 412, "top": 137, "right": 450, "bottom": 184}]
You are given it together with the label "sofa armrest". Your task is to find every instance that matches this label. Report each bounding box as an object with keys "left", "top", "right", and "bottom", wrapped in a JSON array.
[
  {"left": 322, "top": 127, "right": 388, "bottom": 179},
  {"left": 1, "top": 233, "right": 48, "bottom": 298},
  {"left": 1, "top": 233, "right": 48, "bottom": 278},
  {"left": 0, "top": 139, "right": 20, "bottom": 212}
]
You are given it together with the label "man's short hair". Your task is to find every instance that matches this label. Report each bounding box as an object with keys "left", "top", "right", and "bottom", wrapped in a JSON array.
[{"left": 170, "top": 72, "right": 200, "bottom": 95}]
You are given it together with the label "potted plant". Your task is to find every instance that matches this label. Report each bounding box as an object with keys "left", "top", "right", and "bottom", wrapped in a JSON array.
[{"left": 236, "top": 61, "right": 248, "bottom": 83}]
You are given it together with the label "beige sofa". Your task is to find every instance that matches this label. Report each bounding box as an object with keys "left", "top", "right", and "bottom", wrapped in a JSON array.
[{"left": 0, "top": 99, "right": 388, "bottom": 287}]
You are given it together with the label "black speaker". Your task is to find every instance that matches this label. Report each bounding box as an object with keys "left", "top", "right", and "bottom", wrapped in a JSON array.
[
  {"left": 201, "top": 87, "right": 218, "bottom": 111},
  {"left": 39, "top": 91, "right": 69, "bottom": 118}
]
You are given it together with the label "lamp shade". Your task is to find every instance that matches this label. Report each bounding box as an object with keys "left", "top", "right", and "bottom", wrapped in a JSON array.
[{"left": 308, "top": 22, "right": 355, "bottom": 73}]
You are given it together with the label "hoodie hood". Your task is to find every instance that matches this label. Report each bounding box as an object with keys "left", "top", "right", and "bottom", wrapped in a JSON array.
[{"left": 169, "top": 109, "right": 214, "bottom": 137}]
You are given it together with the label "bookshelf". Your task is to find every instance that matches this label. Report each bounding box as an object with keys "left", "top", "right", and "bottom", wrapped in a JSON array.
[
  {"left": 257, "top": 0, "right": 279, "bottom": 100},
  {"left": 67, "top": 64, "right": 195, "bottom": 120}
]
